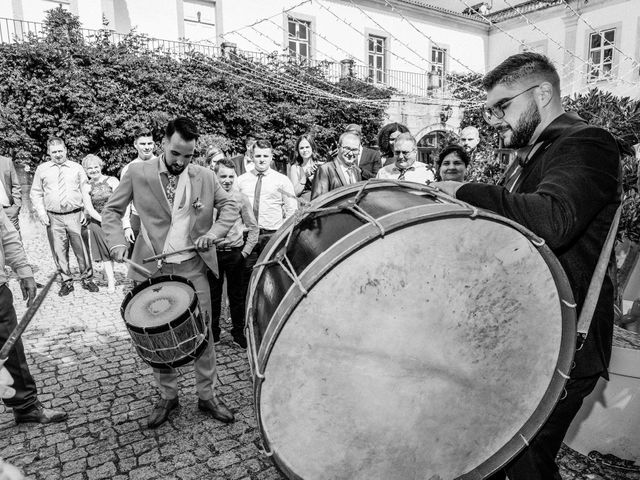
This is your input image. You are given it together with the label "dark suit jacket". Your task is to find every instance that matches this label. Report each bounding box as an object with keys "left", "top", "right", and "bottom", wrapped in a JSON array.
[
  {"left": 310, "top": 158, "right": 362, "bottom": 200},
  {"left": 0, "top": 156, "right": 21, "bottom": 224},
  {"left": 359, "top": 147, "right": 382, "bottom": 180},
  {"left": 456, "top": 112, "right": 621, "bottom": 379},
  {"left": 230, "top": 154, "right": 248, "bottom": 175}
]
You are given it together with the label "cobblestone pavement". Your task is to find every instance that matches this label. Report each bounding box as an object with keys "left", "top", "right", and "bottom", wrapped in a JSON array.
[{"left": 0, "top": 212, "right": 638, "bottom": 480}]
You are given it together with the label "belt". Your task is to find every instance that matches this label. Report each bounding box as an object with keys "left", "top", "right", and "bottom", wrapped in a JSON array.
[
  {"left": 2, "top": 205, "right": 12, "bottom": 208},
  {"left": 47, "top": 208, "right": 82, "bottom": 215},
  {"left": 259, "top": 229, "right": 277, "bottom": 235},
  {"left": 217, "top": 246, "right": 243, "bottom": 252}
]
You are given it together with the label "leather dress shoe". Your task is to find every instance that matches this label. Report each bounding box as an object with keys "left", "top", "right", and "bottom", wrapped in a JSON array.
[
  {"left": 14, "top": 405, "right": 68, "bottom": 424},
  {"left": 58, "top": 282, "right": 74, "bottom": 296},
  {"left": 198, "top": 397, "right": 235, "bottom": 423},
  {"left": 81, "top": 279, "right": 99, "bottom": 292},
  {"left": 147, "top": 397, "right": 179, "bottom": 429}
]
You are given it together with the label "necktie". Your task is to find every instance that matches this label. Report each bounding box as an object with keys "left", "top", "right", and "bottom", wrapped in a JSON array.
[
  {"left": 58, "top": 165, "right": 69, "bottom": 210},
  {"left": 394, "top": 166, "right": 415, "bottom": 181},
  {"left": 164, "top": 172, "right": 178, "bottom": 208},
  {"left": 502, "top": 144, "right": 538, "bottom": 192},
  {"left": 347, "top": 167, "right": 358, "bottom": 184},
  {"left": 253, "top": 172, "right": 264, "bottom": 224}
]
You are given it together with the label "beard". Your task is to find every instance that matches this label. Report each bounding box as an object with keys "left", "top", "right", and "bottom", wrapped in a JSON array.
[
  {"left": 167, "top": 163, "right": 186, "bottom": 175},
  {"left": 505, "top": 102, "right": 541, "bottom": 149}
]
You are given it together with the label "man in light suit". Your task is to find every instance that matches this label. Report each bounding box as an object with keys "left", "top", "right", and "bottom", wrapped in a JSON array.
[
  {"left": 102, "top": 117, "right": 238, "bottom": 429},
  {"left": 0, "top": 155, "right": 22, "bottom": 232},
  {"left": 311, "top": 132, "right": 362, "bottom": 200},
  {"left": 345, "top": 124, "right": 382, "bottom": 179}
]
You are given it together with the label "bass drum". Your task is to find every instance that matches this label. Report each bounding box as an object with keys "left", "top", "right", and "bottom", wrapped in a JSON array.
[{"left": 246, "top": 181, "right": 576, "bottom": 480}]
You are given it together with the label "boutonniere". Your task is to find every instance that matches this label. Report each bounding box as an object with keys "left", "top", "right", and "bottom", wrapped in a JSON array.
[{"left": 192, "top": 197, "right": 203, "bottom": 210}]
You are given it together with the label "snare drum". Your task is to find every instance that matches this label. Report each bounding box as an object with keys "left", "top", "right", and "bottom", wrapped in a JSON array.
[
  {"left": 246, "top": 181, "right": 576, "bottom": 480},
  {"left": 121, "top": 275, "right": 208, "bottom": 369}
]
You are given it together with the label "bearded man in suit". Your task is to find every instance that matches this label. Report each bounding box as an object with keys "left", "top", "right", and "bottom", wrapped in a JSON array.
[
  {"left": 310, "top": 132, "right": 362, "bottom": 200},
  {"left": 102, "top": 117, "right": 238, "bottom": 429},
  {"left": 434, "top": 52, "right": 621, "bottom": 480}
]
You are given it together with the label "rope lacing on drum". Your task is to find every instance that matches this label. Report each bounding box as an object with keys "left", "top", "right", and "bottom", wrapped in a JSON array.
[
  {"left": 518, "top": 434, "right": 530, "bottom": 447},
  {"left": 561, "top": 299, "right": 577, "bottom": 308},
  {"left": 556, "top": 369, "right": 570, "bottom": 380},
  {"left": 255, "top": 252, "right": 308, "bottom": 296},
  {"left": 530, "top": 237, "right": 545, "bottom": 247}
]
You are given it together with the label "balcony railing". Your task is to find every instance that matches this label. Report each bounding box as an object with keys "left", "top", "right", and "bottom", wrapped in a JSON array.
[{"left": 0, "top": 16, "right": 444, "bottom": 98}]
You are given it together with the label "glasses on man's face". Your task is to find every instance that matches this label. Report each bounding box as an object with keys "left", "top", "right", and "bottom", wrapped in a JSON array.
[
  {"left": 482, "top": 85, "right": 539, "bottom": 122},
  {"left": 394, "top": 149, "right": 415, "bottom": 157},
  {"left": 341, "top": 146, "right": 359, "bottom": 154}
]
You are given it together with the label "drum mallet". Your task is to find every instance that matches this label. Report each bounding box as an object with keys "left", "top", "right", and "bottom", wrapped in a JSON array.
[
  {"left": 142, "top": 247, "right": 197, "bottom": 264},
  {"left": 123, "top": 258, "right": 153, "bottom": 277},
  {"left": 0, "top": 272, "right": 57, "bottom": 370}
]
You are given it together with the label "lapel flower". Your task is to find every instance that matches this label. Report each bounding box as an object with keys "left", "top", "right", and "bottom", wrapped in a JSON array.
[{"left": 192, "top": 197, "right": 203, "bottom": 210}]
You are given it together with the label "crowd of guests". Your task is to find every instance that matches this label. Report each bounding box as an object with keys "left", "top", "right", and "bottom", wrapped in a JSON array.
[{"left": 0, "top": 52, "right": 626, "bottom": 480}]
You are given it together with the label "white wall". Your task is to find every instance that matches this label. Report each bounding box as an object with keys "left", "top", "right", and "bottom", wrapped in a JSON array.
[{"left": 486, "top": 0, "right": 640, "bottom": 98}]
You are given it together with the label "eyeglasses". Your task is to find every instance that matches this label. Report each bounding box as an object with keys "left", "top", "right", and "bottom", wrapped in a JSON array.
[
  {"left": 340, "top": 146, "right": 360, "bottom": 153},
  {"left": 394, "top": 149, "right": 415, "bottom": 157},
  {"left": 482, "top": 85, "right": 539, "bottom": 122}
]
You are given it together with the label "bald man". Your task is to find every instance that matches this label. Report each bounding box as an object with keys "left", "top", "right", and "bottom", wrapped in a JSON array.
[{"left": 460, "top": 126, "right": 480, "bottom": 157}]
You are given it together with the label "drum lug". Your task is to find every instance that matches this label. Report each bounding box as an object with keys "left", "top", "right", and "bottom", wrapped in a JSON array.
[
  {"left": 258, "top": 440, "right": 274, "bottom": 457},
  {"left": 246, "top": 309, "right": 265, "bottom": 380}
]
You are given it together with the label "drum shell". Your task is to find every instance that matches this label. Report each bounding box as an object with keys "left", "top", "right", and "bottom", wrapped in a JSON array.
[
  {"left": 247, "top": 182, "right": 577, "bottom": 480},
  {"left": 121, "top": 275, "right": 209, "bottom": 369}
]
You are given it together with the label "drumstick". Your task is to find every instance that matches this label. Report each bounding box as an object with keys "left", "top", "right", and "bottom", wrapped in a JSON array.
[
  {"left": 142, "top": 246, "right": 197, "bottom": 263},
  {"left": 0, "top": 272, "right": 57, "bottom": 366},
  {"left": 124, "top": 258, "right": 153, "bottom": 277}
]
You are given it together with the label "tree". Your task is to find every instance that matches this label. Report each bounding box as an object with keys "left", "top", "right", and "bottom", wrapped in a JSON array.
[{"left": 0, "top": 7, "right": 392, "bottom": 176}]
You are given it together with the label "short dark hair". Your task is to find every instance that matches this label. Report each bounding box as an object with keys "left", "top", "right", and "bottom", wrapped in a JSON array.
[
  {"left": 214, "top": 158, "right": 236, "bottom": 173},
  {"left": 165, "top": 117, "right": 199, "bottom": 142},
  {"left": 483, "top": 52, "right": 560, "bottom": 92},
  {"left": 133, "top": 127, "right": 153, "bottom": 142},
  {"left": 47, "top": 136, "right": 65, "bottom": 148},
  {"left": 437, "top": 144, "right": 471, "bottom": 171},
  {"left": 251, "top": 139, "right": 272, "bottom": 156}
]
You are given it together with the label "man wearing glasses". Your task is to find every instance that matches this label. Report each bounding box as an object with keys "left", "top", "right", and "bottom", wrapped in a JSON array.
[
  {"left": 376, "top": 133, "right": 435, "bottom": 183},
  {"left": 311, "top": 132, "right": 363, "bottom": 199},
  {"left": 434, "top": 52, "right": 621, "bottom": 479}
]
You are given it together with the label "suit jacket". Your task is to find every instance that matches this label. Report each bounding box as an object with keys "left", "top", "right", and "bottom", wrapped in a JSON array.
[
  {"left": 230, "top": 154, "right": 248, "bottom": 176},
  {"left": 310, "top": 158, "right": 362, "bottom": 200},
  {"left": 0, "top": 156, "right": 21, "bottom": 208},
  {"left": 456, "top": 112, "right": 621, "bottom": 379},
  {"left": 102, "top": 156, "right": 237, "bottom": 279},
  {"left": 358, "top": 147, "right": 382, "bottom": 180}
]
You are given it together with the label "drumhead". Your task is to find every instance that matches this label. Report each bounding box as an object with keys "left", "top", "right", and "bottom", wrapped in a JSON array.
[
  {"left": 124, "top": 279, "right": 194, "bottom": 328},
  {"left": 251, "top": 197, "right": 575, "bottom": 480}
]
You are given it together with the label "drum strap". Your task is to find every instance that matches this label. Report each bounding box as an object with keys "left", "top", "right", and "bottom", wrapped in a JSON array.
[{"left": 576, "top": 204, "right": 622, "bottom": 345}]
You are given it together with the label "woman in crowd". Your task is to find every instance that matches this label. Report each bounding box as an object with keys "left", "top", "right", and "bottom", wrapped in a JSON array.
[
  {"left": 81, "top": 154, "right": 120, "bottom": 293},
  {"left": 436, "top": 144, "right": 470, "bottom": 182},
  {"left": 287, "top": 133, "right": 321, "bottom": 201},
  {"left": 377, "top": 122, "right": 410, "bottom": 167},
  {"left": 205, "top": 144, "right": 225, "bottom": 170}
]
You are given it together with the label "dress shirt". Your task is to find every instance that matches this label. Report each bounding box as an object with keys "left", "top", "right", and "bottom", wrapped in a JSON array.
[
  {"left": 376, "top": 161, "right": 435, "bottom": 183},
  {"left": 0, "top": 210, "right": 32, "bottom": 286},
  {"left": 337, "top": 161, "right": 358, "bottom": 185},
  {"left": 237, "top": 168, "right": 297, "bottom": 231},
  {"left": 30, "top": 160, "right": 89, "bottom": 218},
  {"left": 217, "top": 191, "right": 259, "bottom": 257}
]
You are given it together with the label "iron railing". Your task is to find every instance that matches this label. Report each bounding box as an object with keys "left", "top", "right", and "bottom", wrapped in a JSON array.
[{"left": 0, "top": 16, "right": 443, "bottom": 97}]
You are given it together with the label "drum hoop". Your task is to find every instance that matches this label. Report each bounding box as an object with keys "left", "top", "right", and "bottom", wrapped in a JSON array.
[
  {"left": 249, "top": 196, "right": 576, "bottom": 479},
  {"left": 120, "top": 274, "right": 199, "bottom": 334}
]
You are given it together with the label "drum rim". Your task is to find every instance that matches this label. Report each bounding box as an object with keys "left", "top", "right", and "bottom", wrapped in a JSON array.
[
  {"left": 120, "top": 274, "right": 199, "bottom": 334},
  {"left": 248, "top": 185, "right": 577, "bottom": 479}
]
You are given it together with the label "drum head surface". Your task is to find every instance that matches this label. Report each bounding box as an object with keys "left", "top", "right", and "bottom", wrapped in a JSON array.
[
  {"left": 259, "top": 217, "right": 565, "bottom": 479},
  {"left": 125, "top": 280, "right": 194, "bottom": 328}
]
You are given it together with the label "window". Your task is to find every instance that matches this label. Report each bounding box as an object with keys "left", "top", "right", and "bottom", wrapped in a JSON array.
[
  {"left": 431, "top": 47, "right": 447, "bottom": 88},
  {"left": 288, "top": 17, "right": 311, "bottom": 60},
  {"left": 368, "top": 35, "right": 386, "bottom": 83},
  {"left": 588, "top": 28, "right": 615, "bottom": 81},
  {"left": 183, "top": 0, "right": 216, "bottom": 43}
]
